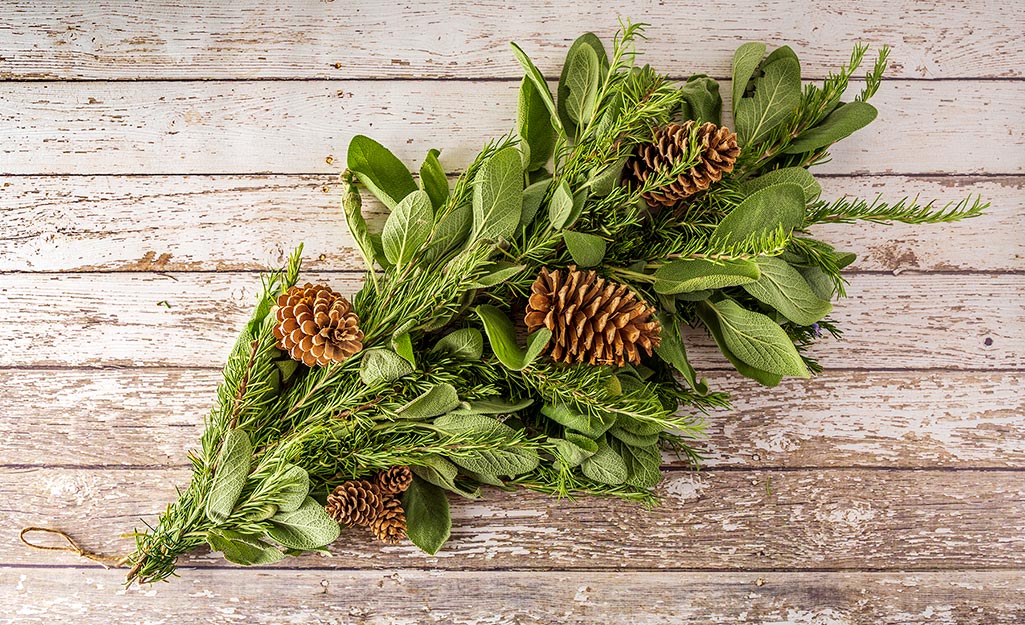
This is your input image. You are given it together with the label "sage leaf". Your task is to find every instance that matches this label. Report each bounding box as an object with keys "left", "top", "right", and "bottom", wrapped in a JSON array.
[
  {"left": 519, "top": 179, "right": 550, "bottom": 232},
  {"left": 517, "top": 76, "right": 556, "bottom": 171},
  {"left": 391, "top": 332, "right": 416, "bottom": 367},
  {"left": 558, "top": 33, "right": 608, "bottom": 138},
  {"left": 432, "top": 328, "right": 484, "bottom": 361},
  {"left": 608, "top": 426, "right": 660, "bottom": 447},
  {"left": 696, "top": 303, "right": 783, "bottom": 386},
  {"left": 712, "top": 183, "right": 805, "bottom": 245},
  {"left": 585, "top": 157, "right": 627, "bottom": 197},
  {"left": 611, "top": 440, "right": 663, "bottom": 489},
  {"left": 548, "top": 434, "right": 598, "bottom": 467},
  {"left": 679, "top": 74, "right": 722, "bottom": 125},
  {"left": 784, "top": 101, "right": 878, "bottom": 154},
  {"left": 402, "top": 476, "right": 451, "bottom": 555},
  {"left": 564, "top": 42, "right": 601, "bottom": 129},
  {"left": 473, "top": 261, "right": 525, "bottom": 288},
  {"left": 712, "top": 299, "right": 809, "bottom": 378},
  {"left": 567, "top": 188, "right": 588, "bottom": 229},
  {"left": 738, "top": 167, "right": 821, "bottom": 203},
  {"left": 206, "top": 428, "right": 253, "bottom": 524},
  {"left": 419, "top": 149, "right": 450, "bottom": 210},
  {"left": 731, "top": 42, "right": 766, "bottom": 114},
  {"left": 471, "top": 147, "right": 523, "bottom": 243},
  {"left": 475, "top": 305, "right": 551, "bottom": 371},
  {"left": 397, "top": 384, "right": 461, "bottom": 420},
  {"left": 563, "top": 231, "right": 606, "bottom": 267},
  {"left": 360, "top": 348, "right": 414, "bottom": 385},
  {"left": 341, "top": 178, "right": 379, "bottom": 269},
  {"left": 447, "top": 397, "right": 534, "bottom": 416},
  {"left": 267, "top": 497, "right": 341, "bottom": 551},
  {"left": 273, "top": 464, "right": 311, "bottom": 513},
  {"left": 510, "top": 42, "right": 564, "bottom": 137},
  {"left": 654, "top": 258, "right": 761, "bottom": 294},
  {"left": 425, "top": 202, "right": 472, "bottom": 261},
  {"left": 412, "top": 455, "right": 480, "bottom": 499},
  {"left": 207, "top": 529, "right": 285, "bottom": 566},
  {"left": 347, "top": 135, "right": 418, "bottom": 209},
  {"left": 433, "top": 414, "right": 540, "bottom": 476},
  {"left": 654, "top": 313, "right": 708, "bottom": 395},
  {"left": 735, "top": 57, "right": 801, "bottom": 146},
  {"left": 541, "top": 402, "right": 616, "bottom": 439},
  {"left": 742, "top": 257, "right": 833, "bottom": 325},
  {"left": 382, "top": 189, "right": 433, "bottom": 267},
  {"left": 548, "top": 180, "right": 575, "bottom": 230},
  {"left": 581, "top": 438, "right": 628, "bottom": 485}
]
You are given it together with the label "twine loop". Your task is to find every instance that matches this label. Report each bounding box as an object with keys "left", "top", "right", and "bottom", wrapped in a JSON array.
[{"left": 19, "top": 527, "right": 129, "bottom": 569}]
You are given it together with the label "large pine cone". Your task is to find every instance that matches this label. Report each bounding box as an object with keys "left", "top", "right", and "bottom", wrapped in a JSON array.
[
  {"left": 525, "top": 267, "right": 661, "bottom": 367},
  {"left": 375, "top": 466, "right": 413, "bottom": 496},
  {"left": 325, "top": 479, "right": 383, "bottom": 528},
  {"left": 273, "top": 283, "right": 364, "bottom": 367},
  {"left": 625, "top": 121, "right": 740, "bottom": 207},
  {"left": 370, "top": 497, "right": 408, "bottom": 544}
]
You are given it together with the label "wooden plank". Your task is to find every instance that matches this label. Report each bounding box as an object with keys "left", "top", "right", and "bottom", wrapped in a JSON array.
[
  {"left": 0, "top": 272, "right": 1019, "bottom": 369},
  {"left": 2, "top": 1, "right": 1023, "bottom": 80},
  {"left": 3, "top": 568, "right": 1025, "bottom": 625},
  {"left": 3, "top": 368, "right": 1022, "bottom": 470},
  {"left": 3, "top": 467, "right": 1025, "bottom": 570},
  {"left": 1, "top": 175, "right": 1018, "bottom": 273},
  {"left": 2, "top": 80, "right": 1023, "bottom": 175}
]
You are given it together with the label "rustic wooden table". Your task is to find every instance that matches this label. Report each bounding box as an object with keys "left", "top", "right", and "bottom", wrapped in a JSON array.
[{"left": 2, "top": 1, "right": 1024, "bottom": 623}]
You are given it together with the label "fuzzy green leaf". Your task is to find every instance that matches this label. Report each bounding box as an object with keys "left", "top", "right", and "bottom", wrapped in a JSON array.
[
  {"left": 585, "top": 157, "right": 627, "bottom": 197},
  {"left": 558, "top": 33, "right": 608, "bottom": 138},
  {"left": 548, "top": 433, "right": 598, "bottom": 468},
  {"left": 581, "top": 438, "right": 628, "bottom": 485},
  {"left": 696, "top": 303, "right": 783, "bottom": 386},
  {"left": 654, "top": 258, "right": 761, "bottom": 294},
  {"left": 205, "top": 428, "right": 253, "bottom": 524},
  {"left": 541, "top": 402, "right": 616, "bottom": 439},
  {"left": 411, "top": 455, "right": 480, "bottom": 499},
  {"left": 471, "top": 147, "right": 523, "bottom": 243},
  {"left": 608, "top": 426, "right": 660, "bottom": 447},
  {"left": 433, "top": 414, "right": 540, "bottom": 476},
  {"left": 679, "top": 74, "right": 722, "bottom": 125},
  {"left": 784, "top": 101, "right": 878, "bottom": 154},
  {"left": 519, "top": 179, "right": 550, "bottom": 232},
  {"left": 432, "top": 328, "right": 484, "bottom": 361},
  {"left": 510, "top": 42, "right": 564, "bottom": 137},
  {"left": 517, "top": 76, "right": 556, "bottom": 171},
  {"left": 341, "top": 179, "right": 379, "bottom": 269},
  {"left": 475, "top": 305, "right": 551, "bottom": 371},
  {"left": 473, "top": 261, "right": 525, "bottom": 287},
  {"left": 654, "top": 313, "right": 709, "bottom": 395},
  {"left": 207, "top": 530, "right": 285, "bottom": 566},
  {"left": 419, "top": 149, "right": 450, "bottom": 210},
  {"left": 359, "top": 348, "right": 414, "bottom": 385},
  {"left": 402, "top": 476, "right": 451, "bottom": 555},
  {"left": 548, "top": 180, "right": 575, "bottom": 230},
  {"left": 273, "top": 465, "right": 311, "bottom": 513},
  {"left": 266, "top": 497, "right": 341, "bottom": 551},
  {"left": 382, "top": 189, "right": 434, "bottom": 267},
  {"left": 712, "top": 183, "right": 806, "bottom": 245},
  {"left": 397, "top": 384, "right": 461, "bottom": 421},
  {"left": 735, "top": 57, "right": 801, "bottom": 146},
  {"left": 347, "top": 135, "right": 418, "bottom": 209},
  {"left": 425, "top": 202, "right": 472, "bottom": 261},
  {"left": 731, "top": 42, "right": 766, "bottom": 114},
  {"left": 563, "top": 231, "right": 606, "bottom": 267},
  {"left": 712, "top": 299, "right": 809, "bottom": 378},
  {"left": 738, "top": 167, "right": 821, "bottom": 203},
  {"left": 742, "top": 257, "right": 833, "bottom": 325},
  {"left": 611, "top": 440, "right": 663, "bottom": 489},
  {"left": 563, "top": 42, "right": 601, "bottom": 129},
  {"left": 447, "top": 397, "right": 534, "bottom": 416}
]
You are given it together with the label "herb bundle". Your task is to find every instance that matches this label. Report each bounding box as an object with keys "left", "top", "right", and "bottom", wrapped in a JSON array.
[{"left": 117, "top": 23, "right": 983, "bottom": 584}]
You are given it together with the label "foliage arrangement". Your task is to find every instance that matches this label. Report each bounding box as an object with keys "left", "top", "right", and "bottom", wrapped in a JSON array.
[{"left": 120, "top": 23, "right": 984, "bottom": 584}]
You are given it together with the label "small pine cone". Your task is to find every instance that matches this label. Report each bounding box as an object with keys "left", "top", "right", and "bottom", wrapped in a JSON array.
[
  {"left": 325, "top": 479, "right": 383, "bottom": 528},
  {"left": 375, "top": 466, "right": 413, "bottom": 495},
  {"left": 371, "top": 497, "right": 407, "bottom": 544},
  {"left": 273, "top": 283, "right": 364, "bottom": 367},
  {"left": 524, "top": 267, "right": 661, "bottom": 367},
  {"left": 625, "top": 121, "right": 740, "bottom": 207}
]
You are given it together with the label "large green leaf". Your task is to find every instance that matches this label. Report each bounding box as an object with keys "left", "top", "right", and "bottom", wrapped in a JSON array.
[
  {"left": 402, "top": 476, "right": 451, "bottom": 555},
  {"left": 563, "top": 43, "right": 601, "bottom": 129},
  {"left": 541, "top": 402, "right": 616, "bottom": 439},
  {"left": 207, "top": 529, "right": 285, "bottom": 566},
  {"left": 563, "top": 231, "right": 606, "bottom": 267},
  {"left": 424, "top": 202, "right": 472, "bottom": 261},
  {"left": 548, "top": 180, "right": 575, "bottom": 230},
  {"left": 419, "top": 149, "right": 450, "bottom": 210},
  {"left": 712, "top": 183, "right": 806, "bottom": 245},
  {"left": 519, "top": 179, "right": 549, "bottom": 232},
  {"left": 654, "top": 258, "right": 761, "bottom": 294},
  {"left": 432, "top": 328, "right": 484, "bottom": 361},
  {"left": 272, "top": 464, "right": 310, "bottom": 513},
  {"left": 359, "top": 348, "right": 414, "bottom": 385},
  {"left": 731, "top": 42, "right": 766, "bottom": 115},
  {"left": 433, "top": 414, "right": 540, "bottom": 476},
  {"left": 471, "top": 147, "right": 523, "bottom": 243},
  {"left": 447, "top": 397, "right": 534, "bottom": 416},
  {"left": 475, "top": 305, "right": 551, "bottom": 371},
  {"left": 411, "top": 455, "right": 478, "bottom": 499},
  {"left": 548, "top": 434, "right": 598, "bottom": 468},
  {"left": 581, "top": 438, "right": 628, "bottom": 485},
  {"left": 738, "top": 167, "right": 821, "bottom": 203},
  {"left": 510, "top": 42, "right": 564, "bottom": 136},
  {"left": 341, "top": 178, "right": 379, "bottom": 269},
  {"left": 611, "top": 439, "right": 663, "bottom": 489},
  {"left": 712, "top": 299, "right": 809, "bottom": 378},
  {"left": 742, "top": 257, "right": 833, "bottom": 325},
  {"left": 205, "top": 428, "right": 253, "bottom": 524},
  {"left": 679, "top": 74, "right": 722, "bottom": 125},
  {"left": 396, "top": 384, "right": 461, "bottom": 420},
  {"left": 517, "top": 76, "right": 556, "bottom": 171},
  {"left": 266, "top": 497, "right": 341, "bottom": 551},
  {"left": 735, "top": 57, "right": 801, "bottom": 146},
  {"left": 382, "top": 189, "right": 433, "bottom": 267},
  {"left": 696, "top": 303, "right": 782, "bottom": 386},
  {"left": 654, "top": 313, "right": 708, "bottom": 395},
  {"left": 558, "top": 33, "right": 608, "bottom": 138},
  {"left": 347, "top": 135, "right": 418, "bottom": 209},
  {"left": 784, "top": 101, "right": 878, "bottom": 154}
]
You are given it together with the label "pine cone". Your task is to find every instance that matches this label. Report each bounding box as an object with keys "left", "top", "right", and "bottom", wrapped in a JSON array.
[
  {"left": 375, "top": 466, "right": 413, "bottom": 495},
  {"left": 273, "top": 283, "right": 364, "bottom": 367},
  {"left": 524, "top": 267, "right": 661, "bottom": 367},
  {"left": 325, "top": 479, "right": 383, "bottom": 528},
  {"left": 625, "top": 121, "right": 740, "bottom": 207},
  {"left": 370, "top": 497, "right": 408, "bottom": 544}
]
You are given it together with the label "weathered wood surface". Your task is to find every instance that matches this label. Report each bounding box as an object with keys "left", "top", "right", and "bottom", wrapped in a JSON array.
[
  {"left": 2, "top": 80, "right": 1024, "bottom": 175},
  {"left": 2, "top": 369, "right": 1021, "bottom": 470},
  {"left": 2, "top": 0, "right": 1024, "bottom": 80},
  {"left": 4, "top": 467, "right": 1025, "bottom": 570},
  {"left": 1, "top": 175, "right": 1019, "bottom": 273},
  {"left": 3, "top": 568, "right": 1024, "bottom": 625},
  {"left": 1, "top": 272, "right": 1018, "bottom": 369}
]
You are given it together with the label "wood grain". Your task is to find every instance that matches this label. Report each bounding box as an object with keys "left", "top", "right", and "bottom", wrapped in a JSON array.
[
  {"left": 2, "top": 0, "right": 1023, "bottom": 80},
  {"left": 1, "top": 175, "right": 1018, "bottom": 273},
  {"left": 2, "top": 80, "right": 1023, "bottom": 175},
  {"left": 3, "top": 368, "right": 1021, "bottom": 470},
  {"left": 2, "top": 568, "right": 1024, "bottom": 625},
  {"left": 0, "top": 272, "right": 1018, "bottom": 369},
  {"left": 4, "top": 467, "right": 1025, "bottom": 570}
]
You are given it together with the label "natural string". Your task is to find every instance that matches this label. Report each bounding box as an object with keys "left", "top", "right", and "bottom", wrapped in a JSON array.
[{"left": 19, "top": 527, "right": 130, "bottom": 569}]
